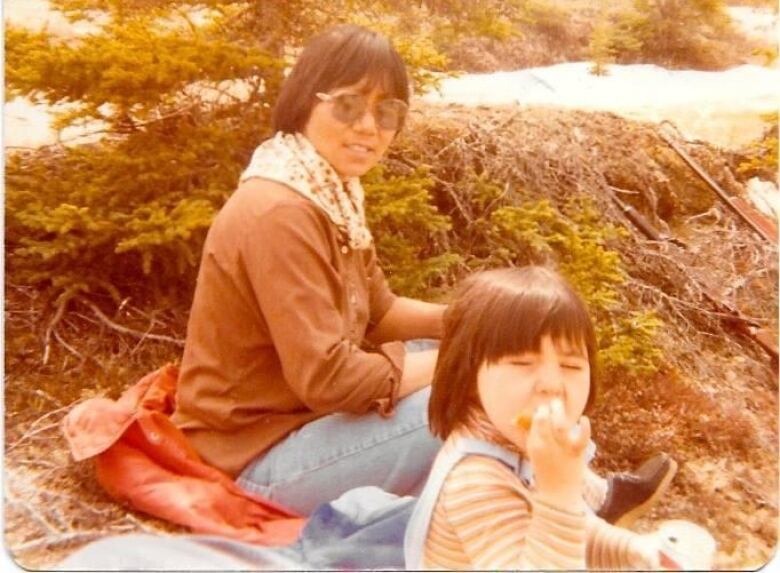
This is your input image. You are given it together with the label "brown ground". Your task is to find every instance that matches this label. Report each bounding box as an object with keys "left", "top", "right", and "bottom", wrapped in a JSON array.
[{"left": 5, "top": 288, "right": 776, "bottom": 569}]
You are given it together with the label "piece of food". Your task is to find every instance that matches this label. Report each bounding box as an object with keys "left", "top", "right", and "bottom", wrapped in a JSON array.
[{"left": 512, "top": 413, "right": 532, "bottom": 430}]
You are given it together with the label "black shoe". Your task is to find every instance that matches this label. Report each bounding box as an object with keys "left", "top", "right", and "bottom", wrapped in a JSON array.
[{"left": 597, "top": 453, "right": 678, "bottom": 527}]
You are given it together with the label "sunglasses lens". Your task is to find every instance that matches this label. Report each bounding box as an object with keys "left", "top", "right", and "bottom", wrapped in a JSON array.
[
  {"left": 332, "top": 94, "right": 366, "bottom": 124},
  {"left": 328, "top": 94, "right": 407, "bottom": 131},
  {"left": 376, "top": 100, "right": 407, "bottom": 130}
]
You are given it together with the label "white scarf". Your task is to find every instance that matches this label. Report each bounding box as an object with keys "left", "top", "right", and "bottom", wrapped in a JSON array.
[{"left": 239, "top": 132, "right": 373, "bottom": 250}]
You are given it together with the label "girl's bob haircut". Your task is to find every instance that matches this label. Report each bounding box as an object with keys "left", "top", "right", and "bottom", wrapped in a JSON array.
[
  {"left": 272, "top": 24, "right": 410, "bottom": 134},
  {"left": 429, "top": 266, "right": 599, "bottom": 440}
]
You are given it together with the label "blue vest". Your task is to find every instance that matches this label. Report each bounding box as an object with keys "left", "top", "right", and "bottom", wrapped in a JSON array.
[
  {"left": 403, "top": 437, "right": 533, "bottom": 569},
  {"left": 404, "top": 436, "right": 596, "bottom": 569}
]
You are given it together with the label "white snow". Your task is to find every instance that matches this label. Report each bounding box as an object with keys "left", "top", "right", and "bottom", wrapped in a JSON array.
[
  {"left": 747, "top": 177, "right": 780, "bottom": 219},
  {"left": 726, "top": 6, "right": 778, "bottom": 44},
  {"left": 421, "top": 62, "right": 779, "bottom": 148}
]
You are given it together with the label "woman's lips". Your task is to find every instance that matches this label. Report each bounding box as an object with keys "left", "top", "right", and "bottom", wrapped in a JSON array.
[{"left": 344, "top": 143, "right": 374, "bottom": 159}]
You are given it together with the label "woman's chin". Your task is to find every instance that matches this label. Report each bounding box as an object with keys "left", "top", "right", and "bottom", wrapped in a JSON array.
[{"left": 335, "top": 157, "right": 379, "bottom": 179}]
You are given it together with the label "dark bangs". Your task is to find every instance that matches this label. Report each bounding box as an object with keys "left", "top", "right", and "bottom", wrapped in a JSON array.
[
  {"left": 272, "top": 24, "right": 409, "bottom": 134},
  {"left": 315, "top": 27, "right": 408, "bottom": 103},
  {"left": 478, "top": 268, "right": 596, "bottom": 365},
  {"left": 428, "top": 266, "right": 599, "bottom": 440}
]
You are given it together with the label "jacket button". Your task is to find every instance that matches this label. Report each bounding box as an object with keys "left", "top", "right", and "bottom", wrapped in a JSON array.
[{"left": 341, "top": 245, "right": 349, "bottom": 254}]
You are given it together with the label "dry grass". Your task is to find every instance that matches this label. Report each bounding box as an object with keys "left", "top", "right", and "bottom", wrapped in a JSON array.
[{"left": 4, "top": 285, "right": 188, "bottom": 569}]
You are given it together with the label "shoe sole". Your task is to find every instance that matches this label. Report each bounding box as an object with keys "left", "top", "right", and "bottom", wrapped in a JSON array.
[{"left": 613, "top": 457, "right": 679, "bottom": 528}]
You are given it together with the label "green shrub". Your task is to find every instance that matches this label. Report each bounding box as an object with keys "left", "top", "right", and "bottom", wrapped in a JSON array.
[
  {"left": 5, "top": 112, "right": 263, "bottom": 305},
  {"left": 737, "top": 113, "right": 779, "bottom": 181},
  {"left": 615, "top": 0, "right": 745, "bottom": 70},
  {"left": 363, "top": 165, "right": 462, "bottom": 298},
  {"left": 482, "top": 197, "right": 663, "bottom": 377}
]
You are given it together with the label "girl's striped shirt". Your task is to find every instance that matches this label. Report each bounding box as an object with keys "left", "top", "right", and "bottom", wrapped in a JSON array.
[{"left": 422, "top": 409, "right": 650, "bottom": 570}]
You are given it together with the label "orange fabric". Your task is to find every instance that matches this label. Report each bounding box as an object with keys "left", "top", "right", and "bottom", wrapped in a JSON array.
[{"left": 62, "top": 364, "right": 305, "bottom": 545}]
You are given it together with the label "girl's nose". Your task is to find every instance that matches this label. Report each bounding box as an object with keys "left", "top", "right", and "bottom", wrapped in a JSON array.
[{"left": 534, "top": 363, "right": 564, "bottom": 397}]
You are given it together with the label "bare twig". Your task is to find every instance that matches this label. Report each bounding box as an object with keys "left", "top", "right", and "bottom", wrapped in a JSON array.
[
  {"left": 76, "top": 296, "right": 184, "bottom": 347},
  {"left": 11, "top": 531, "right": 105, "bottom": 554},
  {"left": 122, "top": 513, "right": 158, "bottom": 534},
  {"left": 6, "top": 498, "right": 59, "bottom": 536},
  {"left": 14, "top": 459, "right": 59, "bottom": 470},
  {"left": 7, "top": 422, "right": 62, "bottom": 453},
  {"left": 53, "top": 330, "right": 85, "bottom": 362},
  {"left": 42, "top": 297, "right": 71, "bottom": 366}
]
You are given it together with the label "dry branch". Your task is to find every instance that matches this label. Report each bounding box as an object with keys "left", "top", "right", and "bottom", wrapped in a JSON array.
[
  {"left": 10, "top": 531, "right": 106, "bottom": 555},
  {"left": 77, "top": 296, "right": 185, "bottom": 347}
]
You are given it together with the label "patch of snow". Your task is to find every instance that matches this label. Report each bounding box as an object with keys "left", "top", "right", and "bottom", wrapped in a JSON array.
[
  {"left": 727, "top": 6, "right": 778, "bottom": 45},
  {"left": 4, "top": 0, "right": 106, "bottom": 37},
  {"left": 421, "top": 62, "right": 779, "bottom": 148},
  {"left": 747, "top": 177, "right": 780, "bottom": 220}
]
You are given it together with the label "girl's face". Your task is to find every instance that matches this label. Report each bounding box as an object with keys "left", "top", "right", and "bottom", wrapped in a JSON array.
[
  {"left": 477, "top": 334, "right": 591, "bottom": 449},
  {"left": 303, "top": 78, "right": 399, "bottom": 179}
]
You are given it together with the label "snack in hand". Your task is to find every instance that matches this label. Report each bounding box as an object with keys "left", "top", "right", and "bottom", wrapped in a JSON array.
[
  {"left": 654, "top": 520, "right": 716, "bottom": 570},
  {"left": 512, "top": 413, "right": 533, "bottom": 430}
]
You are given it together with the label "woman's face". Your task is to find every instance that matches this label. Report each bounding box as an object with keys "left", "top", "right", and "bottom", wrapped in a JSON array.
[
  {"left": 303, "top": 78, "right": 399, "bottom": 179},
  {"left": 477, "top": 334, "right": 591, "bottom": 449}
]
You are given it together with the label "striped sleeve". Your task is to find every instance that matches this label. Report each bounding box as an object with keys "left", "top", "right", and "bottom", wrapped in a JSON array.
[
  {"left": 436, "top": 455, "right": 588, "bottom": 570},
  {"left": 586, "top": 513, "right": 652, "bottom": 569}
]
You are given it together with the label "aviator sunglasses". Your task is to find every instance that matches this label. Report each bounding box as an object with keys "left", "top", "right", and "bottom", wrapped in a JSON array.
[{"left": 315, "top": 92, "right": 408, "bottom": 131}]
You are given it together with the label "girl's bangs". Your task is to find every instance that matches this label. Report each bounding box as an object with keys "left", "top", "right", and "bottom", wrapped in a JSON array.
[{"left": 481, "top": 283, "right": 595, "bottom": 363}]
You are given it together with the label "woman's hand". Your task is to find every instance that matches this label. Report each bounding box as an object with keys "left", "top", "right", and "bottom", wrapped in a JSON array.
[
  {"left": 398, "top": 348, "right": 438, "bottom": 398},
  {"left": 526, "top": 399, "right": 591, "bottom": 511}
]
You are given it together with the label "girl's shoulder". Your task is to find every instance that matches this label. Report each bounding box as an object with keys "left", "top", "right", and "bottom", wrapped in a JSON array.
[
  {"left": 440, "top": 453, "right": 532, "bottom": 516},
  {"left": 438, "top": 433, "right": 531, "bottom": 496},
  {"left": 448, "top": 452, "right": 518, "bottom": 485}
]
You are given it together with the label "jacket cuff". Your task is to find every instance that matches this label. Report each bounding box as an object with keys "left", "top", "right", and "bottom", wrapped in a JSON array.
[{"left": 368, "top": 341, "right": 405, "bottom": 417}]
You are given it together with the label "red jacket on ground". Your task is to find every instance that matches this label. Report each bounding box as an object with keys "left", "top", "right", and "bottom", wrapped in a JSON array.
[{"left": 62, "top": 364, "right": 305, "bottom": 545}]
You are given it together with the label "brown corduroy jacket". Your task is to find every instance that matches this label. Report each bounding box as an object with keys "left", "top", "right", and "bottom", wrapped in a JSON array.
[{"left": 171, "top": 180, "right": 405, "bottom": 477}]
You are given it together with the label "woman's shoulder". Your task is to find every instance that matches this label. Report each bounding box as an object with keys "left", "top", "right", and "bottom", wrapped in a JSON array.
[
  {"left": 232, "top": 178, "right": 315, "bottom": 211},
  {"left": 220, "top": 178, "right": 328, "bottom": 229}
]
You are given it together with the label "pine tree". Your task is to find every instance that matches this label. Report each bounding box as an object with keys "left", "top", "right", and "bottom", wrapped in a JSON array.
[
  {"left": 588, "top": 20, "right": 616, "bottom": 76},
  {"left": 5, "top": 0, "right": 463, "bottom": 307}
]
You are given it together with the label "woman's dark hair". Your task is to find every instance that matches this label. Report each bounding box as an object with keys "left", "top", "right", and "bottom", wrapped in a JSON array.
[
  {"left": 272, "top": 24, "right": 410, "bottom": 134},
  {"left": 428, "top": 266, "right": 599, "bottom": 440}
]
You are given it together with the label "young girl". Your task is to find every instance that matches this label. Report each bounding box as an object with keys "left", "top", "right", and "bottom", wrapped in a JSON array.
[{"left": 404, "top": 266, "right": 713, "bottom": 570}]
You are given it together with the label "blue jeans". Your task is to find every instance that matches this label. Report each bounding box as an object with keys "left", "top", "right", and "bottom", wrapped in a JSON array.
[{"left": 236, "top": 340, "right": 442, "bottom": 515}]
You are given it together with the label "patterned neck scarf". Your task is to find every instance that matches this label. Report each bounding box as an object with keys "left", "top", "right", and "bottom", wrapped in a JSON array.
[{"left": 239, "top": 132, "right": 373, "bottom": 250}]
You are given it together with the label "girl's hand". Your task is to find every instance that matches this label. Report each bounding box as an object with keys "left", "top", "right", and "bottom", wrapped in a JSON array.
[
  {"left": 633, "top": 534, "right": 683, "bottom": 571},
  {"left": 637, "top": 520, "right": 716, "bottom": 571},
  {"left": 526, "top": 399, "right": 591, "bottom": 510}
]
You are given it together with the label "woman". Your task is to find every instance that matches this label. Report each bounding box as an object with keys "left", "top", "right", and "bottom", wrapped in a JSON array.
[
  {"left": 171, "top": 24, "right": 445, "bottom": 514},
  {"left": 172, "top": 24, "right": 674, "bottom": 519}
]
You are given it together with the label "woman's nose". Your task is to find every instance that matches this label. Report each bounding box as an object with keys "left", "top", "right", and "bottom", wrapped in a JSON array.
[{"left": 352, "top": 106, "right": 379, "bottom": 133}]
